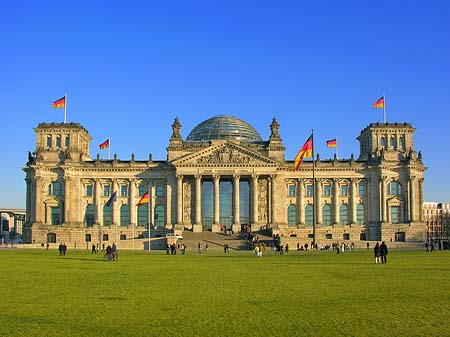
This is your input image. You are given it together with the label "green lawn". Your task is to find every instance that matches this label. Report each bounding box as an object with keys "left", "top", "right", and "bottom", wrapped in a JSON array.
[{"left": 1, "top": 248, "right": 449, "bottom": 337}]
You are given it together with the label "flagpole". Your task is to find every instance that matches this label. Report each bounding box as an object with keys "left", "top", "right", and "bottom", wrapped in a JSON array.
[
  {"left": 383, "top": 94, "right": 386, "bottom": 123},
  {"left": 148, "top": 190, "right": 151, "bottom": 252},
  {"left": 64, "top": 93, "right": 67, "bottom": 123},
  {"left": 336, "top": 137, "right": 339, "bottom": 160},
  {"left": 312, "top": 129, "right": 316, "bottom": 247},
  {"left": 132, "top": 219, "right": 135, "bottom": 251},
  {"left": 108, "top": 137, "right": 111, "bottom": 160}
]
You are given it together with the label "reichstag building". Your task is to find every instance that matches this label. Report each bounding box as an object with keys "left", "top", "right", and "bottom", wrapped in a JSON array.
[{"left": 23, "top": 115, "right": 427, "bottom": 247}]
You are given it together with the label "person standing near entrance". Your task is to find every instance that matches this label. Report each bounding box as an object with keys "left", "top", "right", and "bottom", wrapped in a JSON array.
[{"left": 380, "top": 241, "right": 388, "bottom": 264}]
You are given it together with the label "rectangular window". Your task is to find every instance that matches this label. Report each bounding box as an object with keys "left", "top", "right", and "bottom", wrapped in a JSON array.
[
  {"left": 104, "top": 185, "right": 110, "bottom": 197},
  {"left": 289, "top": 185, "right": 296, "bottom": 197},
  {"left": 139, "top": 185, "right": 146, "bottom": 196},
  {"left": 65, "top": 135, "right": 70, "bottom": 147},
  {"left": 323, "top": 185, "right": 331, "bottom": 196},
  {"left": 390, "top": 206, "right": 400, "bottom": 224},
  {"left": 358, "top": 184, "right": 365, "bottom": 196},
  {"left": 306, "top": 185, "right": 313, "bottom": 197},
  {"left": 56, "top": 135, "right": 61, "bottom": 147},
  {"left": 47, "top": 135, "right": 52, "bottom": 148},
  {"left": 156, "top": 185, "right": 164, "bottom": 197},
  {"left": 121, "top": 185, "right": 128, "bottom": 197},
  {"left": 86, "top": 185, "right": 93, "bottom": 197},
  {"left": 341, "top": 185, "right": 348, "bottom": 196}
]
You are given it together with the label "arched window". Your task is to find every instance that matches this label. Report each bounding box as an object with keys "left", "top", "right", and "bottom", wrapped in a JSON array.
[
  {"left": 287, "top": 204, "right": 296, "bottom": 227},
  {"left": 137, "top": 204, "right": 147, "bottom": 226},
  {"left": 390, "top": 136, "right": 395, "bottom": 147},
  {"left": 399, "top": 135, "right": 405, "bottom": 149},
  {"left": 85, "top": 204, "right": 95, "bottom": 227},
  {"left": 120, "top": 204, "right": 129, "bottom": 226},
  {"left": 380, "top": 136, "right": 386, "bottom": 147},
  {"left": 48, "top": 181, "right": 64, "bottom": 196},
  {"left": 154, "top": 205, "right": 165, "bottom": 227},
  {"left": 356, "top": 204, "right": 365, "bottom": 225},
  {"left": 323, "top": 204, "right": 332, "bottom": 226},
  {"left": 103, "top": 205, "right": 112, "bottom": 226},
  {"left": 339, "top": 204, "right": 349, "bottom": 225},
  {"left": 389, "top": 181, "right": 401, "bottom": 195},
  {"left": 305, "top": 205, "right": 313, "bottom": 226}
]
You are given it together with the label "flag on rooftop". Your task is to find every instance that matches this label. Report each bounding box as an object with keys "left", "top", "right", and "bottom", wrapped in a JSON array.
[
  {"left": 326, "top": 139, "right": 337, "bottom": 148},
  {"left": 99, "top": 139, "right": 110, "bottom": 150},
  {"left": 294, "top": 134, "right": 313, "bottom": 170},
  {"left": 373, "top": 96, "right": 385, "bottom": 108},
  {"left": 53, "top": 96, "right": 66, "bottom": 109}
]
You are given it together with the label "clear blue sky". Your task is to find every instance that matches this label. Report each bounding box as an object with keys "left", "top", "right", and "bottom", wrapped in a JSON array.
[{"left": 1, "top": 0, "right": 450, "bottom": 209}]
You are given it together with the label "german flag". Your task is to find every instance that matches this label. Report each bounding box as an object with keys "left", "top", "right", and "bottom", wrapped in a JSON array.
[
  {"left": 53, "top": 96, "right": 66, "bottom": 109},
  {"left": 373, "top": 96, "right": 384, "bottom": 108},
  {"left": 294, "top": 135, "right": 313, "bottom": 170},
  {"left": 137, "top": 192, "right": 150, "bottom": 206},
  {"left": 326, "top": 139, "right": 337, "bottom": 148},
  {"left": 99, "top": 139, "right": 110, "bottom": 150}
]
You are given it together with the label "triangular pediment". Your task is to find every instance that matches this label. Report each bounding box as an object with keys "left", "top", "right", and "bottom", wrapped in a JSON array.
[
  {"left": 172, "top": 142, "right": 278, "bottom": 167},
  {"left": 386, "top": 196, "right": 403, "bottom": 205}
]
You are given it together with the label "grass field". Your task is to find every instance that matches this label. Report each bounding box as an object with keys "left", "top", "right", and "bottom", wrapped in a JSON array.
[{"left": 1, "top": 248, "right": 449, "bottom": 337}]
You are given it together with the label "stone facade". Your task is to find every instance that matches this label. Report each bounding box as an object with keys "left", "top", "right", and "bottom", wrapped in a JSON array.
[{"left": 23, "top": 117, "right": 427, "bottom": 248}]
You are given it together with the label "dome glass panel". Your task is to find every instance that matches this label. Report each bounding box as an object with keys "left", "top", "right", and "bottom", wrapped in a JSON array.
[{"left": 186, "top": 115, "right": 262, "bottom": 142}]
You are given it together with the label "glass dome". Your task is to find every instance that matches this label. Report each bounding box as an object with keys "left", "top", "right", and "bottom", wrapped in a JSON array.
[{"left": 186, "top": 115, "right": 263, "bottom": 142}]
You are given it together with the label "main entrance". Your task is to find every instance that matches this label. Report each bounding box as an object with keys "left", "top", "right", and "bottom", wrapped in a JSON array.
[{"left": 201, "top": 178, "right": 250, "bottom": 231}]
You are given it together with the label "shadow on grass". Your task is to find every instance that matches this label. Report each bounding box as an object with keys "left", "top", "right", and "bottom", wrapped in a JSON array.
[{"left": 56, "top": 257, "right": 107, "bottom": 263}]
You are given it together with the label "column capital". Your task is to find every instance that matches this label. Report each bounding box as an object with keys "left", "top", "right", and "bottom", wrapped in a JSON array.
[
  {"left": 195, "top": 174, "right": 202, "bottom": 180},
  {"left": 251, "top": 174, "right": 259, "bottom": 181},
  {"left": 233, "top": 173, "right": 241, "bottom": 180},
  {"left": 176, "top": 174, "right": 183, "bottom": 181},
  {"left": 213, "top": 174, "right": 220, "bottom": 181}
]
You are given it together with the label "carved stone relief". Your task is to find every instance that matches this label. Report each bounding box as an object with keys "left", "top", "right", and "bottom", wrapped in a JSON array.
[
  {"left": 197, "top": 146, "right": 252, "bottom": 164},
  {"left": 258, "top": 178, "right": 268, "bottom": 221},
  {"left": 183, "top": 181, "right": 192, "bottom": 223}
]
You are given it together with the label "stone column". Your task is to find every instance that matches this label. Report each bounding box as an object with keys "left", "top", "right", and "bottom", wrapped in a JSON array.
[
  {"left": 34, "top": 176, "right": 43, "bottom": 223},
  {"left": 409, "top": 176, "right": 416, "bottom": 222},
  {"left": 165, "top": 180, "right": 172, "bottom": 229},
  {"left": 232, "top": 174, "right": 241, "bottom": 233},
  {"left": 333, "top": 179, "right": 339, "bottom": 226},
  {"left": 129, "top": 179, "right": 136, "bottom": 227},
  {"left": 297, "top": 178, "right": 304, "bottom": 226},
  {"left": 25, "top": 178, "right": 32, "bottom": 223},
  {"left": 112, "top": 179, "right": 119, "bottom": 226},
  {"left": 380, "top": 177, "right": 386, "bottom": 223},
  {"left": 251, "top": 174, "right": 259, "bottom": 229},
  {"left": 64, "top": 176, "right": 71, "bottom": 224},
  {"left": 176, "top": 175, "right": 183, "bottom": 227},
  {"left": 350, "top": 179, "right": 357, "bottom": 225},
  {"left": 193, "top": 175, "right": 202, "bottom": 232},
  {"left": 147, "top": 179, "right": 153, "bottom": 227},
  {"left": 94, "top": 179, "right": 102, "bottom": 226},
  {"left": 212, "top": 174, "right": 220, "bottom": 232}
]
